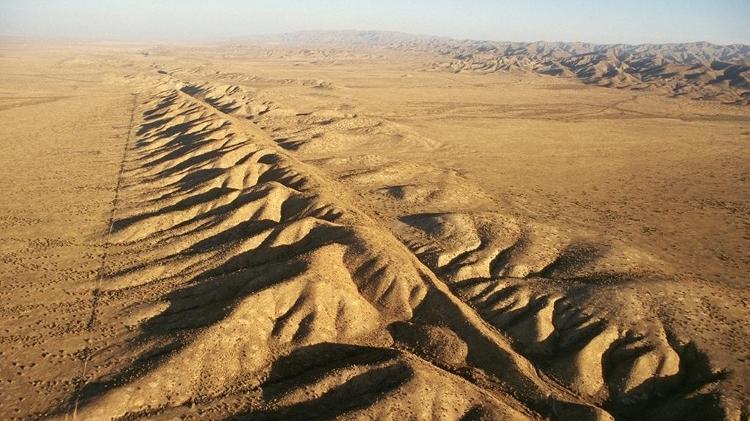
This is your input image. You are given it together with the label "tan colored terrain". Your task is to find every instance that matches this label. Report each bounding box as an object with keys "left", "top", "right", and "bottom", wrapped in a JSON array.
[
  {"left": 0, "top": 38, "right": 748, "bottom": 420},
  {"left": 268, "top": 31, "right": 750, "bottom": 104}
]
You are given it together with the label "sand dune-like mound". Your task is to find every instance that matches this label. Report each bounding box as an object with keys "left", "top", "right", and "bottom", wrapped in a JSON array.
[
  {"left": 168, "top": 75, "right": 747, "bottom": 419},
  {"left": 62, "top": 80, "right": 621, "bottom": 420},
  {"left": 66, "top": 71, "right": 742, "bottom": 420},
  {"left": 2, "top": 44, "right": 747, "bottom": 420},
  {"left": 178, "top": 82, "right": 440, "bottom": 155},
  {"left": 399, "top": 212, "right": 726, "bottom": 414}
]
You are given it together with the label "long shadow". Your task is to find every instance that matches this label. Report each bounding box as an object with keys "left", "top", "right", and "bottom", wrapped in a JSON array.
[
  {"left": 195, "top": 222, "right": 353, "bottom": 280},
  {"left": 111, "top": 187, "right": 237, "bottom": 232},
  {"left": 603, "top": 336, "right": 728, "bottom": 420},
  {"left": 68, "top": 249, "right": 312, "bottom": 412},
  {"left": 68, "top": 215, "right": 357, "bottom": 412},
  {"left": 145, "top": 143, "right": 251, "bottom": 181},
  {"left": 136, "top": 115, "right": 175, "bottom": 135},
  {"left": 111, "top": 180, "right": 320, "bottom": 245},
  {"left": 137, "top": 129, "right": 226, "bottom": 166},
  {"left": 153, "top": 167, "right": 227, "bottom": 198},
  {"left": 241, "top": 343, "right": 410, "bottom": 420},
  {"left": 104, "top": 217, "right": 278, "bottom": 280}
]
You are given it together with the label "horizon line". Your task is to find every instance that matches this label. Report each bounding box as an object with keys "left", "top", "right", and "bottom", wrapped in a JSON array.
[{"left": 1, "top": 29, "right": 748, "bottom": 48}]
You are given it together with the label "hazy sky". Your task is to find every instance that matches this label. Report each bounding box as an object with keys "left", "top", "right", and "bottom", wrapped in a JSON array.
[{"left": 1, "top": 0, "right": 748, "bottom": 45}]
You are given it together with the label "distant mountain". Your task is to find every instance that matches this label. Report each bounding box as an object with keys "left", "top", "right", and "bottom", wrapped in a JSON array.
[
  {"left": 267, "top": 30, "right": 443, "bottom": 46},
  {"left": 261, "top": 31, "right": 750, "bottom": 104}
]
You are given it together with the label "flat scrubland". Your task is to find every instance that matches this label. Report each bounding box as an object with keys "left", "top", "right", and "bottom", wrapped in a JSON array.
[{"left": 0, "top": 39, "right": 748, "bottom": 420}]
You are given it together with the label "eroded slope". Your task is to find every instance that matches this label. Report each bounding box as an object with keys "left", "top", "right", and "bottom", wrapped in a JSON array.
[
  {"left": 258, "top": 31, "right": 750, "bottom": 104},
  {"left": 162, "top": 79, "right": 748, "bottom": 420},
  {"left": 64, "top": 80, "right": 618, "bottom": 420}
]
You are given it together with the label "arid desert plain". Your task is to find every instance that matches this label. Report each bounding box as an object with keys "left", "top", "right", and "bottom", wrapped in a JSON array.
[{"left": 0, "top": 33, "right": 748, "bottom": 420}]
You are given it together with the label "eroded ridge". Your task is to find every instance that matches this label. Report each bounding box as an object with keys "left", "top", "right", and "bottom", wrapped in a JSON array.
[
  {"left": 64, "top": 83, "right": 616, "bottom": 420},
  {"left": 180, "top": 81, "right": 442, "bottom": 154},
  {"left": 163, "top": 79, "right": 743, "bottom": 420},
  {"left": 259, "top": 31, "right": 750, "bottom": 105},
  {"left": 400, "top": 212, "right": 730, "bottom": 420}
]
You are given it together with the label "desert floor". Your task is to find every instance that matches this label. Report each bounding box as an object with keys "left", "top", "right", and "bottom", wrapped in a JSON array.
[{"left": 0, "top": 42, "right": 748, "bottom": 420}]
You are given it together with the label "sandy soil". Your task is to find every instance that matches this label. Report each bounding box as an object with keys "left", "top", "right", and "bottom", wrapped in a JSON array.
[{"left": 0, "top": 41, "right": 748, "bottom": 420}]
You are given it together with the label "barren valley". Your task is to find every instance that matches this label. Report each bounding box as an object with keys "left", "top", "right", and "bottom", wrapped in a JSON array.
[{"left": 0, "top": 34, "right": 748, "bottom": 420}]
